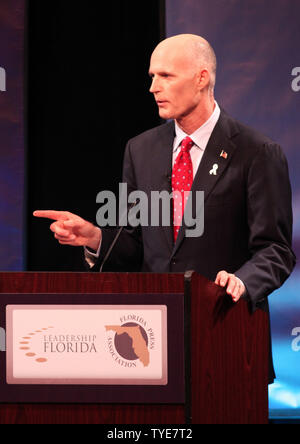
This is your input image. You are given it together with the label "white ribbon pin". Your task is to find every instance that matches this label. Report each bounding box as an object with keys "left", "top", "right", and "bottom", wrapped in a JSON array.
[{"left": 209, "top": 164, "right": 219, "bottom": 176}]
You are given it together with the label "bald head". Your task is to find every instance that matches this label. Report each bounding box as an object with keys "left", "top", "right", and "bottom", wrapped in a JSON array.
[
  {"left": 152, "top": 34, "right": 217, "bottom": 92},
  {"left": 149, "top": 34, "right": 217, "bottom": 130}
]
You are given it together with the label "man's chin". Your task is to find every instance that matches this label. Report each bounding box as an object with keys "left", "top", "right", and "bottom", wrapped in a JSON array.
[{"left": 158, "top": 109, "right": 173, "bottom": 120}]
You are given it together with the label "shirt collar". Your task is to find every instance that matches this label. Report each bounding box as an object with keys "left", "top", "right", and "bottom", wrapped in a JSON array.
[{"left": 173, "top": 101, "right": 221, "bottom": 152}]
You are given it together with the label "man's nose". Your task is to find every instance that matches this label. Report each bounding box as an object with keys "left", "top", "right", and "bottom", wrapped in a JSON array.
[{"left": 149, "top": 76, "right": 160, "bottom": 94}]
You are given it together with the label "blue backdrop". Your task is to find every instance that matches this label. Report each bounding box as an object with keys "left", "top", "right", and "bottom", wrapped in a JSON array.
[
  {"left": 0, "top": 0, "right": 25, "bottom": 271},
  {"left": 166, "top": 0, "right": 300, "bottom": 418}
]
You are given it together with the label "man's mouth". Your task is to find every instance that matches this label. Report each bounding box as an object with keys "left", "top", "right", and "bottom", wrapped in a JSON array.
[{"left": 156, "top": 100, "right": 168, "bottom": 107}]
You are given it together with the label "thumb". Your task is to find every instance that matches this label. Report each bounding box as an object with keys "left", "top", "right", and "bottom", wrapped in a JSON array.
[{"left": 63, "top": 217, "right": 86, "bottom": 229}]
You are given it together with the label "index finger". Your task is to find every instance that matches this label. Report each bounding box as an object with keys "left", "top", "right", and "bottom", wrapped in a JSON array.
[{"left": 33, "top": 210, "right": 70, "bottom": 222}]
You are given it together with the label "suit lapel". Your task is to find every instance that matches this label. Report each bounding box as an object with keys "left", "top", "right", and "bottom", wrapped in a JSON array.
[
  {"left": 172, "top": 111, "right": 239, "bottom": 255},
  {"left": 150, "top": 121, "right": 175, "bottom": 252}
]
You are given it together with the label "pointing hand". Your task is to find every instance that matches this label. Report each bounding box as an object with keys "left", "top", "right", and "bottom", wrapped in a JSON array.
[{"left": 33, "top": 210, "right": 101, "bottom": 251}]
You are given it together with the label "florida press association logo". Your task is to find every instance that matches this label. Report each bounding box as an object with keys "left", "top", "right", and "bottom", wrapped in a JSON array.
[{"left": 105, "top": 314, "right": 156, "bottom": 368}]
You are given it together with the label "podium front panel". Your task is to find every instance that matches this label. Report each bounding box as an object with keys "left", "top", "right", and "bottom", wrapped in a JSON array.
[{"left": 0, "top": 293, "right": 185, "bottom": 404}]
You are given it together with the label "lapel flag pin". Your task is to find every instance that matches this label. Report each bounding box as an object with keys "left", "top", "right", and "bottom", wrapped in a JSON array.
[
  {"left": 209, "top": 164, "right": 219, "bottom": 176},
  {"left": 220, "top": 150, "right": 228, "bottom": 159}
]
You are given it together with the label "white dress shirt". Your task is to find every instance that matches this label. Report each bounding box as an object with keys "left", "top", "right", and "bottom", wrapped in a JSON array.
[{"left": 172, "top": 101, "right": 220, "bottom": 176}]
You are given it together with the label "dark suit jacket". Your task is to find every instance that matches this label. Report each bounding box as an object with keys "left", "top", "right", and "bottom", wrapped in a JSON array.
[{"left": 95, "top": 109, "right": 296, "bottom": 382}]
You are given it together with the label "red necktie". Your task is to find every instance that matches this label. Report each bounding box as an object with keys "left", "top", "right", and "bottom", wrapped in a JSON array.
[{"left": 172, "top": 136, "right": 194, "bottom": 241}]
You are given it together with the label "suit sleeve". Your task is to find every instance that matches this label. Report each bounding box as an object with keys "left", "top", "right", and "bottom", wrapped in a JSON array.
[{"left": 235, "top": 142, "right": 296, "bottom": 309}]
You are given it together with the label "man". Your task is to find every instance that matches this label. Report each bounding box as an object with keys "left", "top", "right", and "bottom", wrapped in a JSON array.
[{"left": 34, "top": 34, "right": 295, "bottom": 323}]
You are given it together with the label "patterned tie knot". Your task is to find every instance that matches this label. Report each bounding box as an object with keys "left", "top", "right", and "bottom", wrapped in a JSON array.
[{"left": 181, "top": 136, "right": 193, "bottom": 153}]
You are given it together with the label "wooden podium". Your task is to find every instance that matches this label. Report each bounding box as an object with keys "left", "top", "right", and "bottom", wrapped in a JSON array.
[{"left": 0, "top": 271, "right": 269, "bottom": 424}]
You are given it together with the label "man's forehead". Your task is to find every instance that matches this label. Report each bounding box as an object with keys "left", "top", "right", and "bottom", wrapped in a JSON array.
[
  {"left": 152, "top": 40, "right": 185, "bottom": 59},
  {"left": 149, "top": 47, "right": 192, "bottom": 73}
]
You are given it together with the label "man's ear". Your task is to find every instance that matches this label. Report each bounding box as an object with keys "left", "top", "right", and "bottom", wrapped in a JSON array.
[{"left": 198, "top": 69, "right": 210, "bottom": 90}]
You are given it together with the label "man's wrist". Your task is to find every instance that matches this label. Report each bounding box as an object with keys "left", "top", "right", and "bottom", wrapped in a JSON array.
[{"left": 86, "top": 227, "right": 102, "bottom": 252}]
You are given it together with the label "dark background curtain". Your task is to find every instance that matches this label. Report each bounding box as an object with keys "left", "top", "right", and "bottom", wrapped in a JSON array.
[{"left": 26, "top": 0, "right": 165, "bottom": 270}]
